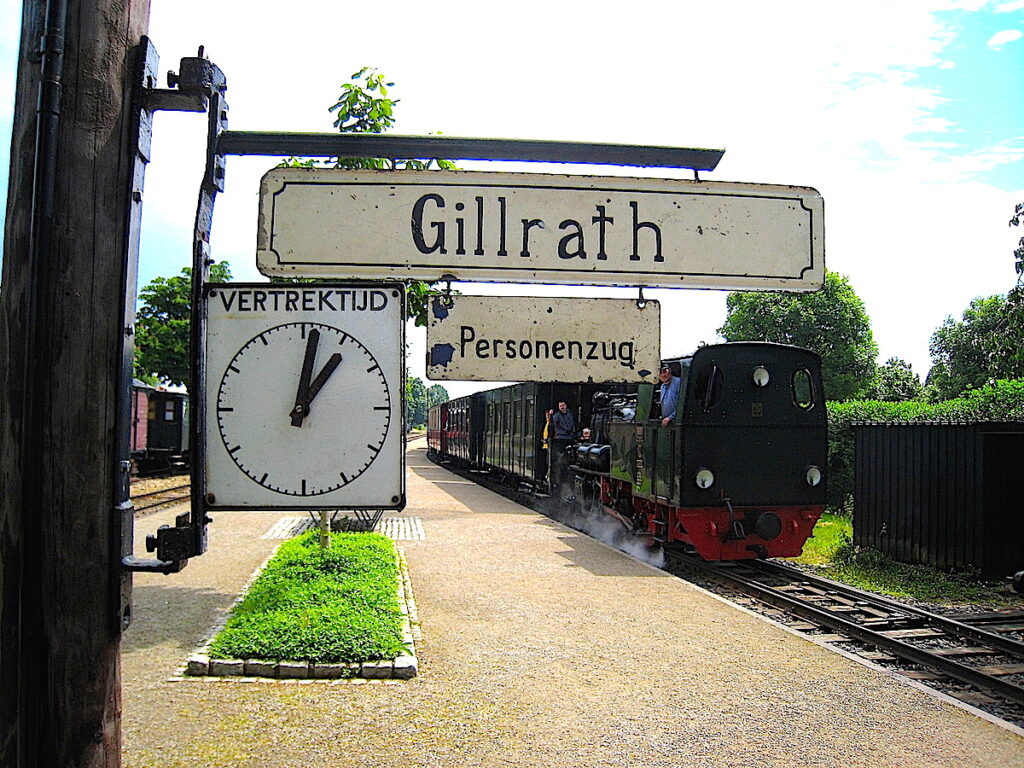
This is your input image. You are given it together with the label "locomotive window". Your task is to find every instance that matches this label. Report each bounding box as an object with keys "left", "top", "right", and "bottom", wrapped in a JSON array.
[
  {"left": 694, "top": 364, "right": 724, "bottom": 410},
  {"left": 678, "top": 359, "right": 691, "bottom": 392},
  {"left": 164, "top": 401, "right": 176, "bottom": 421},
  {"left": 792, "top": 369, "right": 816, "bottom": 410}
]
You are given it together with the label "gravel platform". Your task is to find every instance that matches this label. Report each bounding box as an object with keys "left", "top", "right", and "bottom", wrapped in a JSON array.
[{"left": 122, "top": 440, "right": 1024, "bottom": 767}]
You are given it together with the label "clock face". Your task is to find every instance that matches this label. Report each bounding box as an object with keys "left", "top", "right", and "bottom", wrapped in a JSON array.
[{"left": 216, "top": 321, "right": 391, "bottom": 497}]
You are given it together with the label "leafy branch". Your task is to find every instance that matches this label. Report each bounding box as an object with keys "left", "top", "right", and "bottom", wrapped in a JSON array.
[
  {"left": 1010, "top": 202, "right": 1024, "bottom": 280},
  {"left": 277, "top": 67, "right": 458, "bottom": 325}
]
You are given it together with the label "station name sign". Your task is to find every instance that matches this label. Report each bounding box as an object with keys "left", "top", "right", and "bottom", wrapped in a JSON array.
[
  {"left": 257, "top": 169, "right": 824, "bottom": 291},
  {"left": 426, "top": 295, "right": 660, "bottom": 382}
]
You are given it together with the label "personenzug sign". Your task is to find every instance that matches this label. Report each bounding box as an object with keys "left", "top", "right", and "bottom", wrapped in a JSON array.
[
  {"left": 426, "top": 295, "right": 661, "bottom": 382},
  {"left": 203, "top": 283, "right": 405, "bottom": 511},
  {"left": 257, "top": 169, "right": 824, "bottom": 291}
]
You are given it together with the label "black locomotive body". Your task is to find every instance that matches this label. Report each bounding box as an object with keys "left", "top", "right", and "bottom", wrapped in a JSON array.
[{"left": 428, "top": 342, "right": 827, "bottom": 561}]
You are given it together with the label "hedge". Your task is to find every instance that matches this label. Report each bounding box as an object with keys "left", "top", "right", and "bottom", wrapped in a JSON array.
[{"left": 826, "top": 379, "right": 1024, "bottom": 513}]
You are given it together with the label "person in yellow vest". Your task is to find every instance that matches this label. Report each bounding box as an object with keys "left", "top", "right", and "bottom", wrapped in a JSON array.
[{"left": 541, "top": 408, "right": 553, "bottom": 480}]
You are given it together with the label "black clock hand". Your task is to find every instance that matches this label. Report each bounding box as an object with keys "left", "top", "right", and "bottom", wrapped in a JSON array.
[
  {"left": 304, "top": 353, "right": 342, "bottom": 409},
  {"left": 291, "top": 328, "right": 320, "bottom": 427}
]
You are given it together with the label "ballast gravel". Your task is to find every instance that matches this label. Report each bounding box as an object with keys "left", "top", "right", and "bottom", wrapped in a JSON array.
[{"left": 121, "top": 442, "right": 1024, "bottom": 767}]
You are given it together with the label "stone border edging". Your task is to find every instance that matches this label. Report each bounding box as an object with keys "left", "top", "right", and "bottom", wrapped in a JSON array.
[{"left": 174, "top": 545, "right": 419, "bottom": 682}]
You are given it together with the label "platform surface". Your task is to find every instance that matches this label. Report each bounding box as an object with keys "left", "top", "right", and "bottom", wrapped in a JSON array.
[{"left": 122, "top": 440, "right": 1024, "bottom": 767}]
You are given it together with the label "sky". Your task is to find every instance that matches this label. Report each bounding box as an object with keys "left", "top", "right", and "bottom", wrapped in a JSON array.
[{"left": 2, "top": 0, "right": 1022, "bottom": 400}]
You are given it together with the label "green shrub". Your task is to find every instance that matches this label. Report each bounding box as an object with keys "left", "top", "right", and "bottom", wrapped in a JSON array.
[
  {"left": 826, "top": 379, "right": 1024, "bottom": 513},
  {"left": 208, "top": 531, "right": 406, "bottom": 663}
]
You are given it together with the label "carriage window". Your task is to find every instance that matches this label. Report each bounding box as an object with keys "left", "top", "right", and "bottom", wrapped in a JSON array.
[
  {"left": 693, "top": 365, "right": 724, "bottom": 410},
  {"left": 164, "top": 401, "right": 176, "bottom": 421},
  {"left": 792, "top": 369, "right": 816, "bottom": 409}
]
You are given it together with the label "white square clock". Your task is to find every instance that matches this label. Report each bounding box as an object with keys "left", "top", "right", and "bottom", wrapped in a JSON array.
[{"left": 203, "top": 283, "right": 405, "bottom": 510}]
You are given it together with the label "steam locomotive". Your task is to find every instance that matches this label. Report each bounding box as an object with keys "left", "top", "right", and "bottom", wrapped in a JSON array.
[{"left": 427, "top": 342, "right": 827, "bottom": 561}]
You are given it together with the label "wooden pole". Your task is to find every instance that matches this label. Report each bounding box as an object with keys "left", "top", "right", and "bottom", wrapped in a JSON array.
[{"left": 0, "top": 1, "right": 151, "bottom": 765}]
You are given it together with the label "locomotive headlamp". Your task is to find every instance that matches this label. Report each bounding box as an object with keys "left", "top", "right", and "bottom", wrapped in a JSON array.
[
  {"left": 695, "top": 468, "right": 715, "bottom": 489},
  {"left": 752, "top": 366, "right": 770, "bottom": 387},
  {"left": 806, "top": 465, "right": 823, "bottom": 486}
]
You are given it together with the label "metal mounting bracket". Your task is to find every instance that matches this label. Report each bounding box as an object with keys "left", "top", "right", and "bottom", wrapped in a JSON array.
[{"left": 118, "top": 39, "right": 227, "bottom": 610}]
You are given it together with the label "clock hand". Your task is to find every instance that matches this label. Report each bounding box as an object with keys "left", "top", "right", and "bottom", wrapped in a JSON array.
[
  {"left": 291, "top": 328, "right": 320, "bottom": 427},
  {"left": 303, "top": 353, "right": 342, "bottom": 409}
]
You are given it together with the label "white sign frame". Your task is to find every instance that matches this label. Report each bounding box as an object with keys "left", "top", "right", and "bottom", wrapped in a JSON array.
[
  {"left": 257, "top": 169, "right": 824, "bottom": 291},
  {"left": 426, "top": 295, "right": 661, "bottom": 382},
  {"left": 203, "top": 283, "right": 405, "bottom": 511}
]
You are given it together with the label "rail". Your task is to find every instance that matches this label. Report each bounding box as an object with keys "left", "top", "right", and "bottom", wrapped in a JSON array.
[{"left": 665, "top": 550, "right": 1024, "bottom": 714}]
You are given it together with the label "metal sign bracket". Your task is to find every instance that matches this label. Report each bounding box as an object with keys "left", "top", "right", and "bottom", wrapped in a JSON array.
[{"left": 119, "top": 39, "right": 226, "bottom": 599}]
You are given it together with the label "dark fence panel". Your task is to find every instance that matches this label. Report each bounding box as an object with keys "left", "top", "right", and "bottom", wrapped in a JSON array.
[{"left": 854, "top": 423, "right": 1024, "bottom": 578}]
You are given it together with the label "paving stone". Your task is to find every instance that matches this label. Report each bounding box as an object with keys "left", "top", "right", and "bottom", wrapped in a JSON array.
[
  {"left": 185, "top": 655, "right": 209, "bottom": 676},
  {"left": 392, "top": 654, "right": 418, "bottom": 680},
  {"left": 359, "top": 661, "right": 392, "bottom": 679},
  {"left": 312, "top": 663, "right": 351, "bottom": 679},
  {"left": 244, "top": 659, "right": 279, "bottom": 677},
  {"left": 278, "top": 661, "right": 311, "bottom": 679},
  {"left": 208, "top": 659, "right": 245, "bottom": 676}
]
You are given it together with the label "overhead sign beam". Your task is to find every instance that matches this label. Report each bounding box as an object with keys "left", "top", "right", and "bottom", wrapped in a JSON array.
[
  {"left": 258, "top": 169, "right": 824, "bottom": 291},
  {"left": 219, "top": 132, "right": 724, "bottom": 171}
]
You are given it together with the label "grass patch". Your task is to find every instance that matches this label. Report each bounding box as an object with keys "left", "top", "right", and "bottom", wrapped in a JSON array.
[
  {"left": 789, "top": 512, "right": 851, "bottom": 566},
  {"left": 207, "top": 531, "right": 407, "bottom": 663},
  {"left": 787, "top": 515, "right": 1023, "bottom": 608}
]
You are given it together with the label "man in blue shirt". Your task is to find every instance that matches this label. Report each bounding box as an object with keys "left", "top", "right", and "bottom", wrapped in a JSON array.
[
  {"left": 549, "top": 400, "right": 576, "bottom": 493},
  {"left": 658, "top": 365, "right": 681, "bottom": 427},
  {"left": 551, "top": 400, "right": 576, "bottom": 441}
]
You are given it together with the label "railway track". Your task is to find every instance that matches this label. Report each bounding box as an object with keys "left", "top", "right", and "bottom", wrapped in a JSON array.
[
  {"left": 664, "top": 551, "right": 1024, "bottom": 727},
  {"left": 132, "top": 483, "right": 190, "bottom": 513}
]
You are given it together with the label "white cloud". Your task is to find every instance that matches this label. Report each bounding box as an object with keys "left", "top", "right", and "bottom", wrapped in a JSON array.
[
  {"left": 128, "top": 0, "right": 1024, "bottom": 392},
  {"left": 987, "top": 29, "right": 1023, "bottom": 48}
]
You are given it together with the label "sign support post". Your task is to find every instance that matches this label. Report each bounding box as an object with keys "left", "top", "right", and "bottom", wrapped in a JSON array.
[{"left": 1, "top": 4, "right": 151, "bottom": 766}]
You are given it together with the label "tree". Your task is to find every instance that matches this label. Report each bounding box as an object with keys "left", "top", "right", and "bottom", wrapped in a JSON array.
[
  {"left": 994, "top": 202, "right": 1024, "bottom": 376},
  {"left": 928, "top": 293, "right": 1024, "bottom": 402},
  {"left": 717, "top": 271, "right": 878, "bottom": 401},
  {"left": 427, "top": 384, "right": 449, "bottom": 407},
  {"left": 865, "top": 357, "right": 924, "bottom": 402},
  {"left": 406, "top": 376, "right": 428, "bottom": 428},
  {"left": 135, "top": 262, "right": 233, "bottom": 390},
  {"left": 926, "top": 294, "right": 1007, "bottom": 401},
  {"left": 282, "top": 68, "right": 456, "bottom": 327}
]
